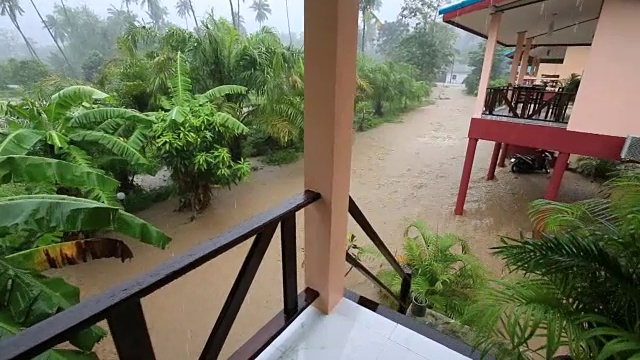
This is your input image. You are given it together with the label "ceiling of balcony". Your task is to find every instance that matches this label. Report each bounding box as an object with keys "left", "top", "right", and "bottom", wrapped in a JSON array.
[{"left": 440, "top": 0, "right": 602, "bottom": 46}]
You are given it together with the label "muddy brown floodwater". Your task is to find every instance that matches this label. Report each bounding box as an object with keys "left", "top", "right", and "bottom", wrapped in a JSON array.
[{"left": 51, "top": 85, "right": 600, "bottom": 359}]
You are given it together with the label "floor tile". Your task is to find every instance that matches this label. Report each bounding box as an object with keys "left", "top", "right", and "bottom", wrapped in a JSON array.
[
  {"left": 333, "top": 298, "right": 398, "bottom": 338},
  {"left": 377, "top": 340, "right": 428, "bottom": 360},
  {"left": 389, "top": 325, "right": 470, "bottom": 360}
]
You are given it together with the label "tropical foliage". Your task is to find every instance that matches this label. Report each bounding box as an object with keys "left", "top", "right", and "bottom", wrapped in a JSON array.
[
  {"left": 378, "top": 220, "right": 487, "bottom": 322},
  {"left": 467, "top": 170, "right": 640, "bottom": 359},
  {"left": 152, "top": 53, "right": 251, "bottom": 212}
]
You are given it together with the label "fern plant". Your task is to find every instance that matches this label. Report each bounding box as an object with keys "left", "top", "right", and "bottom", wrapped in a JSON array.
[
  {"left": 152, "top": 52, "right": 251, "bottom": 213},
  {"left": 378, "top": 220, "right": 487, "bottom": 321},
  {"left": 467, "top": 170, "right": 640, "bottom": 359}
]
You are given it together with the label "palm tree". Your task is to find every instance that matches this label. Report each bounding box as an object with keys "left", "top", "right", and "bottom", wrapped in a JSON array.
[
  {"left": 250, "top": 0, "right": 271, "bottom": 27},
  {"left": 146, "top": 2, "right": 169, "bottom": 30},
  {"left": 29, "top": 0, "right": 73, "bottom": 73},
  {"left": 360, "top": 0, "right": 381, "bottom": 53},
  {"left": 175, "top": 0, "right": 198, "bottom": 30},
  {"left": 122, "top": 0, "right": 137, "bottom": 15},
  {"left": 0, "top": 0, "right": 40, "bottom": 60},
  {"left": 467, "top": 170, "right": 640, "bottom": 359},
  {"left": 285, "top": 0, "right": 292, "bottom": 44},
  {"left": 228, "top": 0, "right": 235, "bottom": 28}
]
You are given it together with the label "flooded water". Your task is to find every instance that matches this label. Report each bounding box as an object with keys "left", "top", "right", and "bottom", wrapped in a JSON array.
[{"left": 51, "top": 85, "right": 599, "bottom": 359}]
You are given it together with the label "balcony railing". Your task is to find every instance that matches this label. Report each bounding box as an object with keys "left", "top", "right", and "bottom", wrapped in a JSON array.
[
  {"left": 483, "top": 85, "right": 575, "bottom": 123},
  {"left": 0, "top": 191, "right": 412, "bottom": 360}
]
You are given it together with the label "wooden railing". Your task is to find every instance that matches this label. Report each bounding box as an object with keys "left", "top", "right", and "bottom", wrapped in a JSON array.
[
  {"left": 483, "top": 85, "right": 575, "bottom": 123},
  {"left": 0, "top": 191, "right": 412, "bottom": 360}
]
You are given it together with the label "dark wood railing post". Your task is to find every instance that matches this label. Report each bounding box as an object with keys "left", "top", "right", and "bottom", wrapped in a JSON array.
[
  {"left": 280, "top": 214, "right": 298, "bottom": 319},
  {"left": 398, "top": 266, "right": 413, "bottom": 314},
  {"left": 106, "top": 299, "right": 156, "bottom": 360},
  {"left": 199, "top": 223, "right": 279, "bottom": 360}
]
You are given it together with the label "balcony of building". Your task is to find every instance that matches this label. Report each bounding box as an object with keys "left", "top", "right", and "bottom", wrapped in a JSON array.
[
  {"left": 0, "top": 192, "right": 482, "bottom": 360},
  {"left": 439, "top": 0, "right": 640, "bottom": 215}
]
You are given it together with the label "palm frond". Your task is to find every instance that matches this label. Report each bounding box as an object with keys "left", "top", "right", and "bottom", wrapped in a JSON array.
[{"left": 69, "top": 130, "right": 148, "bottom": 166}]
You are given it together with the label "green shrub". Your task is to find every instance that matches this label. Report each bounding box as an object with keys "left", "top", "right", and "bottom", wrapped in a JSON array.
[
  {"left": 122, "top": 184, "right": 176, "bottom": 213},
  {"left": 574, "top": 156, "right": 621, "bottom": 181},
  {"left": 263, "top": 149, "right": 301, "bottom": 166}
]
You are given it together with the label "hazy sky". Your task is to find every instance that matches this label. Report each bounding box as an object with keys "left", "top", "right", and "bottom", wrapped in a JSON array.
[{"left": 0, "top": 0, "right": 405, "bottom": 44}]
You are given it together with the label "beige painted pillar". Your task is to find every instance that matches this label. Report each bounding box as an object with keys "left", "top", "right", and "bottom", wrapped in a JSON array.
[
  {"left": 509, "top": 31, "right": 526, "bottom": 85},
  {"left": 303, "top": 0, "right": 359, "bottom": 314},
  {"left": 532, "top": 57, "right": 541, "bottom": 77},
  {"left": 517, "top": 37, "right": 533, "bottom": 84},
  {"left": 473, "top": 12, "right": 502, "bottom": 117}
]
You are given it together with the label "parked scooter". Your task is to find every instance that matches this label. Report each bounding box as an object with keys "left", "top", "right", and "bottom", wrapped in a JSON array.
[{"left": 510, "top": 150, "right": 554, "bottom": 174}]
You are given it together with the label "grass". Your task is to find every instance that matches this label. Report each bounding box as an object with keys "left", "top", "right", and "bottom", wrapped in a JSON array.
[{"left": 355, "top": 100, "right": 432, "bottom": 132}]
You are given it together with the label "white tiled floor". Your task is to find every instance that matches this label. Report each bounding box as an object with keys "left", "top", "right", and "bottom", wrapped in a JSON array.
[{"left": 255, "top": 298, "right": 471, "bottom": 360}]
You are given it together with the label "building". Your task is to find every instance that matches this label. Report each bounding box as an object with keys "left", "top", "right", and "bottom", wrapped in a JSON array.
[
  {"left": 0, "top": 1, "right": 486, "bottom": 359},
  {"left": 446, "top": 63, "right": 472, "bottom": 84},
  {"left": 439, "top": 0, "right": 640, "bottom": 215}
]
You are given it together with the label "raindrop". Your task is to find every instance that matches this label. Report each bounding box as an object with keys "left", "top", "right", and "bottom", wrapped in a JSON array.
[
  {"left": 540, "top": 2, "right": 545, "bottom": 15},
  {"left": 576, "top": 0, "right": 584, "bottom": 11}
]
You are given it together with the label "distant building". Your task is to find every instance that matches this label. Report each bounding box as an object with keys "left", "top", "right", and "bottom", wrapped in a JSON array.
[{"left": 445, "top": 64, "right": 471, "bottom": 84}]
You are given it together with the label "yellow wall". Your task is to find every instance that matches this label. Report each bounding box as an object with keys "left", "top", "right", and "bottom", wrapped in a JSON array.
[{"left": 538, "top": 46, "right": 591, "bottom": 81}]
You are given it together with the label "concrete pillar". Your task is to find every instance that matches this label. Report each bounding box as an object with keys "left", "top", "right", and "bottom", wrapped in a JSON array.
[
  {"left": 498, "top": 143, "right": 510, "bottom": 167},
  {"left": 455, "top": 138, "right": 479, "bottom": 215},
  {"left": 509, "top": 32, "right": 526, "bottom": 85},
  {"left": 486, "top": 142, "right": 502, "bottom": 180},
  {"left": 517, "top": 37, "right": 533, "bottom": 85},
  {"left": 303, "top": 0, "right": 359, "bottom": 314},
  {"left": 473, "top": 12, "right": 502, "bottom": 117},
  {"left": 544, "top": 152, "right": 570, "bottom": 200}
]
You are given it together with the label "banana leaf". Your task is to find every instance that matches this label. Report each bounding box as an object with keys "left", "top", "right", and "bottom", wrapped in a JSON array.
[
  {"left": 0, "top": 309, "right": 99, "bottom": 360},
  {"left": 70, "top": 108, "right": 154, "bottom": 128},
  {"left": 0, "top": 129, "right": 44, "bottom": 156},
  {"left": 0, "top": 262, "right": 107, "bottom": 350},
  {"left": 5, "top": 238, "right": 134, "bottom": 272},
  {"left": 0, "top": 156, "right": 119, "bottom": 194},
  {"left": 68, "top": 131, "right": 148, "bottom": 166},
  {"left": 0, "top": 195, "right": 171, "bottom": 249},
  {"left": 46, "top": 86, "right": 110, "bottom": 122}
]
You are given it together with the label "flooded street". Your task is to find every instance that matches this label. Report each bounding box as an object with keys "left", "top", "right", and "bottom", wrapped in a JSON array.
[{"left": 53, "top": 85, "right": 599, "bottom": 359}]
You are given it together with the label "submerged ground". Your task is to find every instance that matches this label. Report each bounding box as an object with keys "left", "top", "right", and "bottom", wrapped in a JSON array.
[{"left": 52, "top": 85, "right": 599, "bottom": 359}]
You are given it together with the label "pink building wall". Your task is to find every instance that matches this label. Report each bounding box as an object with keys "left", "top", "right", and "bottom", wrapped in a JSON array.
[{"left": 568, "top": 0, "right": 640, "bottom": 137}]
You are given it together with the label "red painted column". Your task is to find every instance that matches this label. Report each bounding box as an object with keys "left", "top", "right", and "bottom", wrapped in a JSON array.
[
  {"left": 486, "top": 142, "right": 502, "bottom": 180},
  {"left": 455, "top": 138, "right": 479, "bottom": 215},
  {"left": 498, "top": 143, "right": 510, "bottom": 167},
  {"left": 544, "top": 152, "right": 570, "bottom": 200}
]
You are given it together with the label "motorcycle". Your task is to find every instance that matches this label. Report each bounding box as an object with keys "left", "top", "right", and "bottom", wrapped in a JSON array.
[{"left": 510, "top": 150, "right": 554, "bottom": 174}]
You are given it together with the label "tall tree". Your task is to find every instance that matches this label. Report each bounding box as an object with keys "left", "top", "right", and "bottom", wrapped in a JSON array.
[
  {"left": 228, "top": 0, "right": 236, "bottom": 28},
  {"left": 0, "top": 0, "right": 39, "bottom": 60},
  {"left": 285, "top": 0, "right": 292, "bottom": 44},
  {"left": 175, "top": 0, "right": 198, "bottom": 30},
  {"left": 250, "top": 0, "right": 271, "bottom": 27},
  {"left": 122, "top": 0, "right": 137, "bottom": 15},
  {"left": 29, "top": 0, "right": 73, "bottom": 73},
  {"left": 360, "top": 0, "right": 381, "bottom": 53}
]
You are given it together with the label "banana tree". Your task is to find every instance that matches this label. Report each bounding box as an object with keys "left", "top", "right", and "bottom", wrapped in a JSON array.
[
  {"left": 0, "top": 85, "right": 155, "bottom": 197},
  {"left": 0, "top": 154, "right": 171, "bottom": 358}
]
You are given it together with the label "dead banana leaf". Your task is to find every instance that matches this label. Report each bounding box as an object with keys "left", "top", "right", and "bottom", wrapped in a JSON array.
[{"left": 4, "top": 238, "right": 134, "bottom": 272}]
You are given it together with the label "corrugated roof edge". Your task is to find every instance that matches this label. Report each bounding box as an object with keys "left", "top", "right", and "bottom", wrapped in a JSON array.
[{"left": 438, "top": 0, "right": 484, "bottom": 15}]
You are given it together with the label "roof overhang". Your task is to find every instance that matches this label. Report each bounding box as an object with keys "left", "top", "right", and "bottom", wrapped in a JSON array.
[
  {"left": 439, "top": 0, "right": 602, "bottom": 47},
  {"left": 506, "top": 46, "right": 567, "bottom": 64}
]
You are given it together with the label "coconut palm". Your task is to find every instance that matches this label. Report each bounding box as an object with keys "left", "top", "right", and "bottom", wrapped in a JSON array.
[
  {"left": 250, "top": 0, "right": 271, "bottom": 27},
  {"left": 285, "top": 0, "right": 292, "bottom": 44},
  {"left": 122, "top": 0, "right": 137, "bottom": 15},
  {"left": 29, "top": 0, "right": 73, "bottom": 74},
  {"left": 360, "top": 0, "right": 382, "bottom": 53},
  {"left": 0, "top": 0, "right": 39, "bottom": 60},
  {"left": 175, "top": 0, "right": 198, "bottom": 30},
  {"left": 467, "top": 170, "right": 640, "bottom": 359}
]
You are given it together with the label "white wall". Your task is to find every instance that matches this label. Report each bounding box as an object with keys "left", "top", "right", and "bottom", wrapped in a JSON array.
[{"left": 446, "top": 72, "right": 468, "bottom": 85}]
